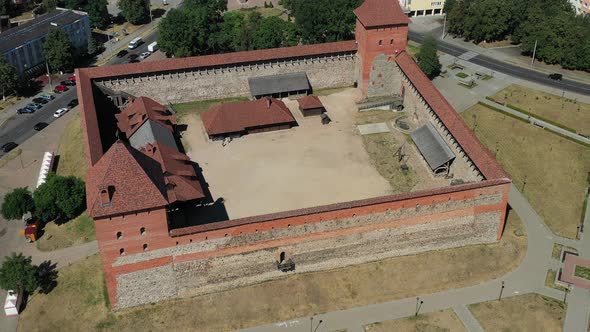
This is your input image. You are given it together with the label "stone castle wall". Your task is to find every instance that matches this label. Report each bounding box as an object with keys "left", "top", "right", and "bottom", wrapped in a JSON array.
[
  {"left": 98, "top": 53, "right": 357, "bottom": 104},
  {"left": 111, "top": 185, "right": 508, "bottom": 308}
]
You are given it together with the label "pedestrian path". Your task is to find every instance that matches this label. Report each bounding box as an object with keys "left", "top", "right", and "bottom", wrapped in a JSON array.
[
  {"left": 478, "top": 98, "right": 590, "bottom": 145},
  {"left": 453, "top": 305, "right": 484, "bottom": 332}
]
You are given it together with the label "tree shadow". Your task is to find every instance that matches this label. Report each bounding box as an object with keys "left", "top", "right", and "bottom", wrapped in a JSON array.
[
  {"left": 16, "top": 79, "right": 43, "bottom": 98},
  {"left": 37, "top": 260, "right": 58, "bottom": 294}
]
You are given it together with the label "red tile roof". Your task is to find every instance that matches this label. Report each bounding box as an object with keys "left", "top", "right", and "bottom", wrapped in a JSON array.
[
  {"left": 354, "top": 0, "right": 411, "bottom": 27},
  {"left": 84, "top": 41, "right": 358, "bottom": 80},
  {"left": 297, "top": 95, "right": 324, "bottom": 110},
  {"left": 394, "top": 51, "right": 508, "bottom": 179},
  {"left": 86, "top": 141, "right": 168, "bottom": 218},
  {"left": 202, "top": 98, "right": 296, "bottom": 136},
  {"left": 115, "top": 96, "right": 177, "bottom": 138},
  {"left": 140, "top": 142, "right": 205, "bottom": 203}
]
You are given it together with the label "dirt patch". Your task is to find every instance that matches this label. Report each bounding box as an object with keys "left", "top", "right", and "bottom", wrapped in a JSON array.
[
  {"left": 364, "top": 309, "right": 466, "bottom": 332},
  {"left": 19, "top": 211, "right": 525, "bottom": 331},
  {"left": 469, "top": 293, "right": 566, "bottom": 332},
  {"left": 182, "top": 89, "right": 392, "bottom": 219},
  {"left": 36, "top": 213, "right": 95, "bottom": 252},
  {"left": 462, "top": 103, "right": 590, "bottom": 239},
  {"left": 490, "top": 84, "right": 590, "bottom": 134}
]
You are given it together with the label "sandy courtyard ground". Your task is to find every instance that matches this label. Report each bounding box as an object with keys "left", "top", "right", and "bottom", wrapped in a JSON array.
[{"left": 183, "top": 89, "right": 392, "bottom": 219}]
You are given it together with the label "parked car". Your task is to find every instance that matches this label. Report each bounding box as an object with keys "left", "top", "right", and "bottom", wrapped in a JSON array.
[
  {"left": 39, "top": 93, "right": 55, "bottom": 101},
  {"left": 54, "top": 108, "right": 69, "bottom": 118},
  {"left": 32, "top": 97, "right": 48, "bottom": 104},
  {"left": 147, "top": 42, "right": 158, "bottom": 52},
  {"left": 61, "top": 80, "right": 76, "bottom": 86},
  {"left": 128, "top": 54, "right": 139, "bottom": 60},
  {"left": 1, "top": 142, "right": 18, "bottom": 153},
  {"left": 549, "top": 73, "right": 563, "bottom": 81},
  {"left": 54, "top": 85, "right": 68, "bottom": 93},
  {"left": 67, "top": 99, "right": 78, "bottom": 108},
  {"left": 33, "top": 122, "right": 48, "bottom": 131},
  {"left": 67, "top": 75, "right": 76, "bottom": 82},
  {"left": 26, "top": 103, "right": 42, "bottom": 110},
  {"left": 40, "top": 94, "right": 55, "bottom": 101},
  {"left": 139, "top": 51, "right": 151, "bottom": 60},
  {"left": 116, "top": 50, "right": 128, "bottom": 58},
  {"left": 17, "top": 107, "right": 35, "bottom": 114}
]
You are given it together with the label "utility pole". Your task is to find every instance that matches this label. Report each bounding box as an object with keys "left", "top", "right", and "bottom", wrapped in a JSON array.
[
  {"left": 45, "top": 60, "right": 53, "bottom": 90},
  {"left": 530, "top": 39, "right": 538, "bottom": 67},
  {"left": 441, "top": 13, "right": 447, "bottom": 40},
  {"left": 147, "top": 0, "right": 153, "bottom": 23}
]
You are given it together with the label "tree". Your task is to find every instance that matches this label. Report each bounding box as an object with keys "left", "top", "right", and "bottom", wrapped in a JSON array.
[
  {"left": 42, "top": 0, "right": 58, "bottom": 13},
  {"left": 285, "top": 0, "right": 362, "bottom": 44},
  {"left": 33, "top": 174, "right": 86, "bottom": 221},
  {"left": 117, "top": 0, "right": 150, "bottom": 25},
  {"left": 87, "top": 35, "right": 98, "bottom": 55},
  {"left": 1, "top": 188, "right": 34, "bottom": 221},
  {"left": 463, "top": 0, "right": 511, "bottom": 43},
  {"left": 0, "top": 253, "right": 38, "bottom": 293},
  {"left": 416, "top": 36, "right": 441, "bottom": 79},
  {"left": 43, "top": 29, "right": 74, "bottom": 73},
  {"left": 0, "top": 0, "right": 11, "bottom": 16},
  {"left": 0, "top": 58, "right": 18, "bottom": 101},
  {"left": 251, "top": 17, "right": 297, "bottom": 50},
  {"left": 52, "top": 176, "right": 86, "bottom": 219},
  {"left": 87, "top": 0, "right": 110, "bottom": 30},
  {"left": 213, "top": 11, "right": 246, "bottom": 52}
]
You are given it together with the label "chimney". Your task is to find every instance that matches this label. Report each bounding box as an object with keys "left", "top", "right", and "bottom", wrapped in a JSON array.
[
  {"left": 265, "top": 97, "right": 271, "bottom": 109},
  {"left": 99, "top": 186, "right": 115, "bottom": 207}
]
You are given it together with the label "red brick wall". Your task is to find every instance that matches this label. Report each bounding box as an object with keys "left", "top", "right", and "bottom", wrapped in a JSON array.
[
  {"left": 98, "top": 181, "right": 510, "bottom": 307},
  {"left": 356, "top": 20, "right": 409, "bottom": 94}
]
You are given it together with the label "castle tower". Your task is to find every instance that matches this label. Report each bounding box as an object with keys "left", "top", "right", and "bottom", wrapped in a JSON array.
[{"left": 354, "top": 0, "right": 411, "bottom": 95}]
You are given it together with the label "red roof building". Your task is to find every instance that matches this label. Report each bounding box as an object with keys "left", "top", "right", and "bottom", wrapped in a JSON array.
[
  {"left": 115, "top": 96, "right": 177, "bottom": 139},
  {"left": 354, "top": 0, "right": 411, "bottom": 27},
  {"left": 201, "top": 97, "right": 297, "bottom": 139},
  {"left": 297, "top": 96, "right": 326, "bottom": 117}
]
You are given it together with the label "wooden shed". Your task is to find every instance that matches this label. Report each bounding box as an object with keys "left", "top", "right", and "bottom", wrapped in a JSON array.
[{"left": 297, "top": 95, "right": 325, "bottom": 117}]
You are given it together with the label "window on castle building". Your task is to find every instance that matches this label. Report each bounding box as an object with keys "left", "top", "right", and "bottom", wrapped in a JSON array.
[
  {"left": 143, "top": 244, "right": 148, "bottom": 251},
  {"left": 119, "top": 248, "right": 125, "bottom": 256},
  {"left": 116, "top": 231, "right": 122, "bottom": 240},
  {"left": 378, "top": 40, "right": 383, "bottom": 46},
  {"left": 390, "top": 39, "right": 394, "bottom": 45},
  {"left": 140, "top": 227, "right": 146, "bottom": 236}
]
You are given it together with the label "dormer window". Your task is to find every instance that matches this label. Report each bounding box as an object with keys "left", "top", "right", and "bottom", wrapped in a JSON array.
[{"left": 100, "top": 186, "right": 115, "bottom": 207}]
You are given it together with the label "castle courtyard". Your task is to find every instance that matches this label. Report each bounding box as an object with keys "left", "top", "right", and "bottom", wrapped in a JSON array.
[{"left": 181, "top": 88, "right": 394, "bottom": 219}]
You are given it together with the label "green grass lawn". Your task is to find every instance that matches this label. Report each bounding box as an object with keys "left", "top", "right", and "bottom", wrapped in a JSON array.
[
  {"left": 490, "top": 84, "right": 590, "bottom": 134},
  {"left": 56, "top": 112, "right": 87, "bottom": 179},
  {"left": 456, "top": 72, "right": 469, "bottom": 78},
  {"left": 36, "top": 213, "right": 96, "bottom": 251},
  {"left": 462, "top": 103, "right": 590, "bottom": 239},
  {"left": 574, "top": 265, "right": 590, "bottom": 280}
]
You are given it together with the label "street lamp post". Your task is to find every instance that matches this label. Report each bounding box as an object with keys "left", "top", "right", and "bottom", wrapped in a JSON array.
[
  {"left": 499, "top": 281, "right": 505, "bottom": 301},
  {"left": 415, "top": 297, "right": 424, "bottom": 316},
  {"left": 530, "top": 39, "right": 538, "bottom": 67},
  {"left": 441, "top": 13, "right": 447, "bottom": 40},
  {"left": 147, "top": 0, "right": 153, "bottom": 23},
  {"left": 45, "top": 60, "right": 53, "bottom": 90}
]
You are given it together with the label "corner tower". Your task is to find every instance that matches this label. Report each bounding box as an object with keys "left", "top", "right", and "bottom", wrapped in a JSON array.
[{"left": 354, "top": 0, "right": 411, "bottom": 95}]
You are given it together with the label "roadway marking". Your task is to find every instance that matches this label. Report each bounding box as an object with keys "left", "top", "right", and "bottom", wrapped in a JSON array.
[{"left": 458, "top": 51, "right": 479, "bottom": 61}]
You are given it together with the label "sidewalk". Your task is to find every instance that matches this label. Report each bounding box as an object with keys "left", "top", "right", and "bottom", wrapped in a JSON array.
[{"left": 478, "top": 98, "right": 590, "bottom": 145}]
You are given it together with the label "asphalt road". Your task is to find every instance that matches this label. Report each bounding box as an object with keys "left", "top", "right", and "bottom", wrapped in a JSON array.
[
  {"left": 107, "top": 30, "right": 158, "bottom": 65},
  {"left": 0, "top": 87, "right": 77, "bottom": 158},
  {"left": 0, "top": 30, "right": 158, "bottom": 158},
  {"left": 408, "top": 30, "right": 590, "bottom": 96}
]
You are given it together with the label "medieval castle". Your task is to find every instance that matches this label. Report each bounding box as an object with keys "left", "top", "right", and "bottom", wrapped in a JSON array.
[{"left": 76, "top": 0, "right": 511, "bottom": 309}]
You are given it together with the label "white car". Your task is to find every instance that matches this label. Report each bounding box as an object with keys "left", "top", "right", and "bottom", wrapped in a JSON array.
[
  {"left": 54, "top": 108, "right": 69, "bottom": 118},
  {"left": 139, "top": 51, "right": 151, "bottom": 60}
]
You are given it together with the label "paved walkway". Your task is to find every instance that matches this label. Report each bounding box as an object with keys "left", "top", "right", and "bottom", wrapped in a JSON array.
[
  {"left": 478, "top": 99, "right": 590, "bottom": 145},
  {"left": 240, "top": 184, "right": 589, "bottom": 331}
]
